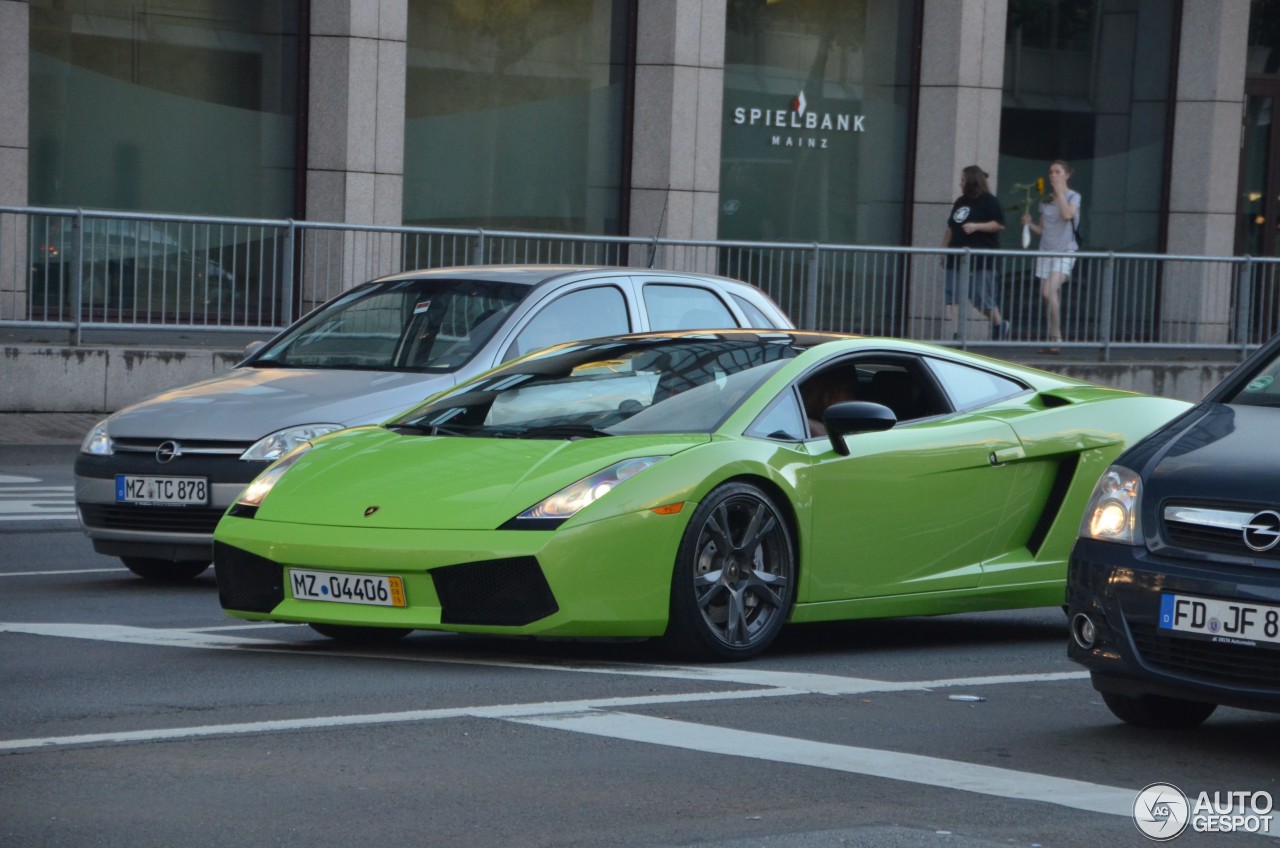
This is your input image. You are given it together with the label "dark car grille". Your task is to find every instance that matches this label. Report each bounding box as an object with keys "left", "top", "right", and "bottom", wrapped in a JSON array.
[
  {"left": 80, "top": 504, "right": 225, "bottom": 534},
  {"left": 214, "top": 542, "right": 284, "bottom": 613},
  {"left": 1161, "top": 500, "right": 1280, "bottom": 560},
  {"left": 1130, "top": 621, "right": 1280, "bottom": 690},
  {"left": 431, "top": 557, "right": 559, "bottom": 626}
]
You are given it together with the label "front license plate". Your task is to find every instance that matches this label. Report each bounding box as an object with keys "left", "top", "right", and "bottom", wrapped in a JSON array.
[
  {"left": 115, "top": 475, "right": 208, "bottom": 506},
  {"left": 1159, "top": 593, "right": 1280, "bottom": 649},
  {"left": 290, "top": 569, "right": 407, "bottom": 608}
]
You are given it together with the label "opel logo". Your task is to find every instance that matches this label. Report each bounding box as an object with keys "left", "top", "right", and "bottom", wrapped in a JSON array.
[
  {"left": 155, "top": 440, "right": 182, "bottom": 464},
  {"left": 1243, "top": 510, "right": 1280, "bottom": 552},
  {"left": 363, "top": 506, "right": 380, "bottom": 517}
]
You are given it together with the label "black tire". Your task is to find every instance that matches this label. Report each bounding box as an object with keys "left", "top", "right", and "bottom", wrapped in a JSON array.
[
  {"left": 308, "top": 623, "right": 413, "bottom": 645},
  {"left": 663, "top": 482, "right": 796, "bottom": 661},
  {"left": 121, "top": 557, "right": 210, "bottom": 582},
  {"left": 1100, "top": 690, "right": 1217, "bottom": 729}
]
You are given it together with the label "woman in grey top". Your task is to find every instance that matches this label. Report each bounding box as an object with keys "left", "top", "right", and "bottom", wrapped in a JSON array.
[{"left": 1021, "top": 160, "right": 1080, "bottom": 353}]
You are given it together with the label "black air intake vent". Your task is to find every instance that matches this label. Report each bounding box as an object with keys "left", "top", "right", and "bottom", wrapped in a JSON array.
[
  {"left": 215, "top": 542, "right": 285, "bottom": 613},
  {"left": 431, "top": 557, "right": 558, "bottom": 626}
]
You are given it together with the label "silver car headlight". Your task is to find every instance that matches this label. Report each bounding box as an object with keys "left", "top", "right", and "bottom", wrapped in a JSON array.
[
  {"left": 1080, "top": 465, "right": 1142, "bottom": 544},
  {"left": 241, "top": 424, "right": 342, "bottom": 462},
  {"left": 80, "top": 419, "right": 114, "bottom": 456}
]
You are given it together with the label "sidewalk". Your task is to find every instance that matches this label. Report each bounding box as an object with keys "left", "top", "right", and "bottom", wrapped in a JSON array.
[
  {"left": 0, "top": 413, "right": 102, "bottom": 465},
  {"left": 0, "top": 413, "right": 102, "bottom": 445}
]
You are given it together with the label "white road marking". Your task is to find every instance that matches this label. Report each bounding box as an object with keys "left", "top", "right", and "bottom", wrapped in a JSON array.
[
  {"left": 512, "top": 711, "right": 1137, "bottom": 819},
  {"left": 3, "top": 619, "right": 1252, "bottom": 834},
  {"left": 0, "top": 622, "right": 1089, "bottom": 694},
  {"left": 0, "top": 482, "right": 76, "bottom": 520},
  {"left": 0, "top": 689, "right": 796, "bottom": 752},
  {"left": 0, "top": 569, "right": 126, "bottom": 577}
]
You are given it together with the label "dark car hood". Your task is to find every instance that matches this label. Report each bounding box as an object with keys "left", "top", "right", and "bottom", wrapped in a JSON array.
[{"left": 1142, "top": 404, "right": 1280, "bottom": 505}]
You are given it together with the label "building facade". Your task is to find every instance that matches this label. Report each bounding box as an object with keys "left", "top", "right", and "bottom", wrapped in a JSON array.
[{"left": 0, "top": 0, "right": 1273, "bottom": 262}]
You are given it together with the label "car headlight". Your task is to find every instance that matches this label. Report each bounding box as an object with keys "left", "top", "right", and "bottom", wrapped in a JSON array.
[
  {"left": 80, "top": 419, "right": 114, "bottom": 456},
  {"left": 240, "top": 424, "right": 342, "bottom": 461},
  {"left": 1080, "top": 465, "right": 1142, "bottom": 544},
  {"left": 509, "top": 456, "right": 668, "bottom": 528},
  {"left": 231, "top": 443, "right": 312, "bottom": 515}
]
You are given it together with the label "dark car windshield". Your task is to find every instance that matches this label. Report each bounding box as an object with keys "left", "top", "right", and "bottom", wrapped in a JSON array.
[
  {"left": 389, "top": 335, "right": 802, "bottom": 437},
  {"left": 1227, "top": 347, "right": 1280, "bottom": 407},
  {"left": 249, "top": 278, "right": 530, "bottom": 372}
]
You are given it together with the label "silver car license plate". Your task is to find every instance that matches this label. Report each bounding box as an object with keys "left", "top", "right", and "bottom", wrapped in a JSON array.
[{"left": 115, "top": 475, "right": 208, "bottom": 506}]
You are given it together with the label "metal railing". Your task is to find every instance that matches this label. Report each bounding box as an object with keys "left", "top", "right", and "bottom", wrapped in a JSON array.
[{"left": 3, "top": 205, "right": 1277, "bottom": 358}]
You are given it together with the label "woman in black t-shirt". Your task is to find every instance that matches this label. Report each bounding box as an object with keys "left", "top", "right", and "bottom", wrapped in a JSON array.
[{"left": 941, "top": 165, "right": 1010, "bottom": 341}]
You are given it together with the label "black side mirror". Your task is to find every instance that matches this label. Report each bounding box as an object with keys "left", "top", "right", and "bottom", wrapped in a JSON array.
[{"left": 824, "top": 401, "right": 897, "bottom": 455}]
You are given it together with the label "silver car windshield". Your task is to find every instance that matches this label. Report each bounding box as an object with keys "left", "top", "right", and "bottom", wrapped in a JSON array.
[
  {"left": 249, "top": 278, "right": 529, "bottom": 372},
  {"left": 389, "top": 336, "right": 802, "bottom": 438}
]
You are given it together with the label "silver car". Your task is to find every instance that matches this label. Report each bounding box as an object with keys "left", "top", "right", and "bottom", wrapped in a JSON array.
[{"left": 75, "top": 265, "right": 793, "bottom": 580}]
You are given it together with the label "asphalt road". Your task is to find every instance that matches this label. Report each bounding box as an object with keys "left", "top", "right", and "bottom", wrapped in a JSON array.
[{"left": 1, "top": 460, "right": 1277, "bottom": 848}]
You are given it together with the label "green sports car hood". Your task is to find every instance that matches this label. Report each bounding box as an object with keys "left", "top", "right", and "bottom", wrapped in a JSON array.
[{"left": 251, "top": 426, "right": 710, "bottom": 530}]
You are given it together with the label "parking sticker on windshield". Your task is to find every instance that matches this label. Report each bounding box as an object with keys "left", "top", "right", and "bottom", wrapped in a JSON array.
[
  {"left": 1245, "top": 375, "right": 1273, "bottom": 392},
  {"left": 414, "top": 300, "right": 432, "bottom": 314}
]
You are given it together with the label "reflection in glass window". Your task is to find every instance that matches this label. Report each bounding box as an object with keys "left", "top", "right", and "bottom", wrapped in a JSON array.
[
  {"left": 29, "top": 0, "right": 299, "bottom": 217},
  {"left": 507, "top": 286, "right": 629, "bottom": 360},
  {"left": 999, "top": 0, "right": 1176, "bottom": 252},
  {"left": 926, "top": 358, "right": 1026, "bottom": 410},
  {"left": 403, "top": 0, "right": 629, "bottom": 234},
  {"left": 719, "top": 1, "right": 917, "bottom": 245},
  {"left": 643, "top": 284, "right": 737, "bottom": 331}
]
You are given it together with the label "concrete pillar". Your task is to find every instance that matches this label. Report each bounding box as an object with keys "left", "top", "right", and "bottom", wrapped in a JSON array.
[
  {"left": 909, "top": 0, "right": 1008, "bottom": 339},
  {"left": 629, "top": 0, "right": 726, "bottom": 269},
  {"left": 305, "top": 0, "right": 407, "bottom": 303},
  {"left": 1162, "top": 0, "right": 1249, "bottom": 343},
  {"left": 0, "top": 0, "right": 30, "bottom": 320}
]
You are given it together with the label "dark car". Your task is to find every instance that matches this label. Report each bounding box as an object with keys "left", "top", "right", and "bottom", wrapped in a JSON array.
[
  {"left": 1067, "top": 333, "right": 1280, "bottom": 727},
  {"left": 75, "top": 265, "right": 792, "bottom": 581}
]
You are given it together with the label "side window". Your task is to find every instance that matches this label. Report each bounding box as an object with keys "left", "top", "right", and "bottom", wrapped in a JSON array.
[
  {"left": 643, "top": 283, "right": 737, "bottom": 330},
  {"left": 797, "top": 366, "right": 861, "bottom": 436},
  {"left": 746, "top": 390, "right": 807, "bottom": 441},
  {"left": 926, "top": 357, "right": 1026, "bottom": 409},
  {"left": 731, "top": 293, "right": 775, "bottom": 328},
  {"left": 505, "top": 286, "right": 628, "bottom": 360}
]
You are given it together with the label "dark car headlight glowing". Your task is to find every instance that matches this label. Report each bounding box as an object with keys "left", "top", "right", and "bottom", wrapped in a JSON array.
[
  {"left": 1080, "top": 466, "right": 1142, "bottom": 544},
  {"left": 509, "top": 456, "right": 668, "bottom": 528}
]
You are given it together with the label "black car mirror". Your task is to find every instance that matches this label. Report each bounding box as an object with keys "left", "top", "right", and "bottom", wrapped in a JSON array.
[{"left": 824, "top": 401, "right": 897, "bottom": 455}]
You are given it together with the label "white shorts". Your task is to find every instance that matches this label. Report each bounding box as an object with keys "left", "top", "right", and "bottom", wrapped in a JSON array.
[{"left": 1036, "top": 255, "right": 1075, "bottom": 280}]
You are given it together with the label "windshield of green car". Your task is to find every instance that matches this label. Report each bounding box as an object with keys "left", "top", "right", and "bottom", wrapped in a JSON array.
[
  {"left": 389, "top": 336, "right": 803, "bottom": 437},
  {"left": 249, "top": 277, "right": 530, "bottom": 372}
]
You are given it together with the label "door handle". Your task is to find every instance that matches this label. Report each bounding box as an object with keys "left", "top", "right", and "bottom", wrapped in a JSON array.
[{"left": 989, "top": 446, "right": 1025, "bottom": 465}]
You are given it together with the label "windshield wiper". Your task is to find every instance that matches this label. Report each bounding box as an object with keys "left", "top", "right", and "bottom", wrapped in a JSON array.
[
  {"left": 386, "top": 421, "right": 476, "bottom": 437},
  {"left": 497, "top": 424, "right": 614, "bottom": 440}
]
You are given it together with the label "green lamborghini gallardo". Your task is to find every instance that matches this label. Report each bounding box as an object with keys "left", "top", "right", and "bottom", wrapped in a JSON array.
[{"left": 215, "top": 330, "right": 1189, "bottom": 660}]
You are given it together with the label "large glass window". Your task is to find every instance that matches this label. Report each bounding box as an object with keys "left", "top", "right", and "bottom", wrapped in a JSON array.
[
  {"left": 999, "top": 0, "right": 1177, "bottom": 253},
  {"left": 29, "top": 0, "right": 299, "bottom": 217},
  {"left": 403, "top": 0, "right": 630, "bottom": 234},
  {"left": 719, "top": 0, "right": 918, "bottom": 245}
]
